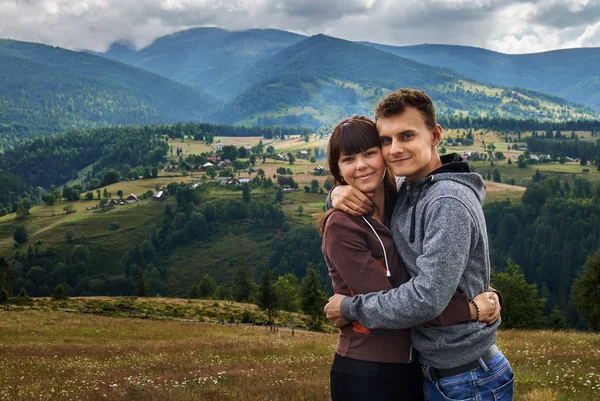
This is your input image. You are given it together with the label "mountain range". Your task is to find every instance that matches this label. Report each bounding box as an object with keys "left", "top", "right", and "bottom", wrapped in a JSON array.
[
  {"left": 1, "top": 28, "right": 599, "bottom": 137},
  {"left": 0, "top": 39, "right": 219, "bottom": 137},
  {"left": 361, "top": 42, "right": 600, "bottom": 113}
]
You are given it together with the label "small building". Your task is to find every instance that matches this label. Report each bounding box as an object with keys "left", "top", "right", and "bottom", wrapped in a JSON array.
[
  {"left": 152, "top": 191, "right": 166, "bottom": 201},
  {"left": 191, "top": 181, "right": 203, "bottom": 189},
  {"left": 126, "top": 194, "right": 138, "bottom": 204},
  {"left": 238, "top": 177, "right": 251, "bottom": 184},
  {"left": 216, "top": 142, "right": 224, "bottom": 151},
  {"left": 218, "top": 177, "right": 232, "bottom": 185},
  {"left": 207, "top": 156, "right": 218, "bottom": 163},
  {"left": 100, "top": 199, "right": 118, "bottom": 209}
]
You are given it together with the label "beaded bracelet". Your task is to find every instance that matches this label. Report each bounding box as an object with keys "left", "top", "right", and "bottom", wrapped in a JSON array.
[{"left": 469, "top": 299, "right": 480, "bottom": 322}]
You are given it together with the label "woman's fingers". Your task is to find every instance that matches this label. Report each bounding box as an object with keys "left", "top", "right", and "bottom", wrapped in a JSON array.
[{"left": 473, "top": 292, "right": 496, "bottom": 321}]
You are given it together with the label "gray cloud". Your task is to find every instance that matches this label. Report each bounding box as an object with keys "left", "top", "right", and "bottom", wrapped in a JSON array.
[
  {"left": 531, "top": 0, "right": 600, "bottom": 29},
  {"left": 0, "top": 0, "right": 598, "bottom": 53}
]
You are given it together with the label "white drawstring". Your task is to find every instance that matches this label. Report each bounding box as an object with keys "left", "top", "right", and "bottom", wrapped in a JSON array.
[{"left": 361, "top": 216, "right": 391, "bottom": 277}]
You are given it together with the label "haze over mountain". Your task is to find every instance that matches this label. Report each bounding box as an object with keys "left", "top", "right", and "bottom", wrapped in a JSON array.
[
  {"left": 362, "top": 42, "right": 600, "bottom": 112},
  {"left": 0, "top": 39, "right": 219, "bottom": 137},
  {"left": 96, "top": 28, "right": 306, "bottom": 92}
]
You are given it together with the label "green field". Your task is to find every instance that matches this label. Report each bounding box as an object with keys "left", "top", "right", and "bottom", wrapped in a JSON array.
[{"left": 1, "top": 307, "right": 599, "bottom": 401}]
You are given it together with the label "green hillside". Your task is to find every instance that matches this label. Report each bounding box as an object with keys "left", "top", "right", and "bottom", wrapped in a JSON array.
[
  {"left": 209, "top": 35, "right": 597, "bottom": 127},
  {"left": 363, "top": 42, "right": 600, "bottom": 112},
  {"left": 0, "top": 39, "right": 220, "bottom": 137},
  {"left": 97, "top": 28, "right": 305, "bottom": 96}
]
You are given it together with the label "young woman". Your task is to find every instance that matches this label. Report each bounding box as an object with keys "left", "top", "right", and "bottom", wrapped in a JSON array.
[{"left": 321, "top": 116, "right": 499, "bottom": 401}]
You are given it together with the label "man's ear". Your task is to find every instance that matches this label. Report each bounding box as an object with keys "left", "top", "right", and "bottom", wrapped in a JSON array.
[{"left": 432, "top": 124, "right": 443, "bottom": 147}]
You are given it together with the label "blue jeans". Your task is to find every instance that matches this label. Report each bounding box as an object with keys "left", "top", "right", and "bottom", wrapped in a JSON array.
[{"left": 423, "top": 351, "right": 514, "bottom": 401}]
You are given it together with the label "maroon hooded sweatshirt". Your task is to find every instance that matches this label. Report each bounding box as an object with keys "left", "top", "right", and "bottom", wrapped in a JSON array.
[{"left": 322, "top": 210, "right": 472, "bottom": 364}]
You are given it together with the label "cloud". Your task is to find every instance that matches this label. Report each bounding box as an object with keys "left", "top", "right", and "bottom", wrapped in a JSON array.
[{"left": 0, "top": 0, "right": 598, "bottom": 53}]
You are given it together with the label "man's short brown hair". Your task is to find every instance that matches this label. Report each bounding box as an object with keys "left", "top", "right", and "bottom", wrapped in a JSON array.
[{"left": 374, "top": 88, "right": 437, "bottom": 130}]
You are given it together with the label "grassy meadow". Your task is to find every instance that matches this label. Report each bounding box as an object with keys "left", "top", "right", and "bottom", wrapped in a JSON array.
[{"left": 1, "top": 305, "right": 599, "bottom": 401}]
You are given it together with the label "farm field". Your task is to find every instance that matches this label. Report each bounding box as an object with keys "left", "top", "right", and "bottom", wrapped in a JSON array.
[{"left": 1, "top": 308, "right": 599, "bottom": 401}]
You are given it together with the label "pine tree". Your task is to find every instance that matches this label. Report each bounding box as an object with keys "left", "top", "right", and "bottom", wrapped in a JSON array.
[
  {"left": 0, "top": 288, "right": 9, "bottom": 304},
  {"left": 53, "top": 283, "right": 68, "bottom": 301},
  {"left": 232, "top": 259, "right": 251, "bottom": 302},
  {"left": 242, "top": 184, "right": 251, "bottom": 203},
  {"left": 491, "top": 259, "right": 547, "bottom": 328},
  {"left": 492, "top": 168, "right": 501, "bottom": 183},
  {"left": 167, "top": 270, "right": 177, "bottom": 298},
  {"left": 300, "top": 264, "right": 327, "bottom": 329},
  {"left": 571, "top": 248, "right": 600, "bottom": 331},
  {"left": 199, "top": 275, "right": 217, "bottom": 299},
  {"left": 134, "top": 267, "right": 149, "bottom": 297},
  {"left": 548, "top": 306, "right": 567, "bottom": 330},
  {"left": 275, "top": 187, "right": 284, "bottom": 203},
  {"left": 257, "top": 269, "right": 278, "bottom": 321},
  {"left": 0, "top": 257, "right": 12, "bottom": 296}
]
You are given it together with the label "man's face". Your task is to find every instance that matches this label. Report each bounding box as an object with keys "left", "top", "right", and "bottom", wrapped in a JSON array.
[{"left": 376, "top": 106, "right": 442, "bottom": 182}]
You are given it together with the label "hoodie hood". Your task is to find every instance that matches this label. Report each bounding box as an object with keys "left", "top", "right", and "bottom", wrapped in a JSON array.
[
  {"left": 429, "top": 153, "right": 486, "bottom": 204},
  {"left": 402, "top": 153, "right": 486, "bottom": 242}
]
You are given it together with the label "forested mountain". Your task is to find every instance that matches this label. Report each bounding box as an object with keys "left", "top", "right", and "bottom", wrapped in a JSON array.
[
  {"left": 0, "top": 39, "right": 219, "bottom": 137},
  {"left": 209, "top": 35, "right": 596, "bottom": 127},
  {"left": 486, "top": 176, "right": 600, "bottom": 328},
  {"left": 96, "top": 28, "right": 306, "bottom": 95},
  {"left": 363, "top": 42, "right": 600, "bottom": 112}
]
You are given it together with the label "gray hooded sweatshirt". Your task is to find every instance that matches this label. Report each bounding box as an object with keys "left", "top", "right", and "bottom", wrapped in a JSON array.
[{"left": 339, "top": 153, "right": 499, "bottom": 369}]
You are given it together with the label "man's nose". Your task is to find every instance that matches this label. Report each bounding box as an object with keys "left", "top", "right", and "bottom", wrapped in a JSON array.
[{"left": 390, "top": 138, "right": 403, "bottom": 154}]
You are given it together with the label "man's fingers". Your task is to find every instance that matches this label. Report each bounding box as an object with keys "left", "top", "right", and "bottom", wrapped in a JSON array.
[
  {"left": 350, "top": 190, "right": 374, "bottom": 207},
  {"left": 339, "top": 203, "right": 362, "bottom": 217}
]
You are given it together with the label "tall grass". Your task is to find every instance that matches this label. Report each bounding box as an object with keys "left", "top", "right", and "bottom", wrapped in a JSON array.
[{"left": 1, "top": 308, "right": 599, "bottom": 400}]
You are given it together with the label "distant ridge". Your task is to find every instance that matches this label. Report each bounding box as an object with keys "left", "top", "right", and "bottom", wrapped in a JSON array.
[
  {"left": 97, "top": 27, "right": 306, "bottom": 93},
  {"left": 0, "top": 39, "right": 220, "bottom": 136},
  {"left": 208, "top": 35, "right": 596, "bottom": 127},
  {"left": 361, "top": 42, "right": 600, "bottom": 112}
]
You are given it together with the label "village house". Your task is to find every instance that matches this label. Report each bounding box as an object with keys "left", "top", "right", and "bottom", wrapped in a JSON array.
[
  {"left": 152, "top": 191, "right": 166, "bottom": 201},
  {"left": 126, "top": 194, "right": 138, "bottom": 204},
  {"left": 200, "top": 162, "right": 214, "bottom": 172},
  {"left": 238, "top": 177, "right": 251, "bottom": 184},
  {"left": 217, "top": 177, "right": 232, "bottom": 185},
  {"left": 100, "top": 199, "right": 118, "bottom": 209},
  {"left": 207, "top": 156, "right": 218, "bottom": 164},
  {"left": 216, "top": 142, "right": 224, "bottom": 151},
  {"left": 191, "top": 180, "right": 203, "bottom": 189}
]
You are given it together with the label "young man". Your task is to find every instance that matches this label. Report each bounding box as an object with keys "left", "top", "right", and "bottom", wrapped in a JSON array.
[{"left": 324, "top": 89, "right": 514, "bottom": 401}]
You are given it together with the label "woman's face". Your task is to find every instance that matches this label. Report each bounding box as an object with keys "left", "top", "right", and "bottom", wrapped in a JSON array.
[{"left": 338, "top": 146, "right": 387, "bottom": 193}]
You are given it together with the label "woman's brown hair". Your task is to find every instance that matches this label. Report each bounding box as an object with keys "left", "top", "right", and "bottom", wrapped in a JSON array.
[{"left": 319, "top": 116, "right": 397, "bottom": 236}]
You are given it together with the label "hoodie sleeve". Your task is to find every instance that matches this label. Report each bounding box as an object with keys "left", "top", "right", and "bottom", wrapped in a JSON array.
[{"left": 340, "top": 196, "right": 478, "bottom": 329}]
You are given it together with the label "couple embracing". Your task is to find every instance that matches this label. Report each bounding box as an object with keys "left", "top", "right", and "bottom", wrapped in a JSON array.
[{"left": 320, "top": 89, "right": 514, "bottom": 400}]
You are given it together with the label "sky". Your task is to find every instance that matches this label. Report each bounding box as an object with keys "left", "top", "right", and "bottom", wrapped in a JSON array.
[{"left": 1, "top": 0, "right": 599, "bottom": 54}]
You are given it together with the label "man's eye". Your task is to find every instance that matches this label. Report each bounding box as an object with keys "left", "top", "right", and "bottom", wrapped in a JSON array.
[{"left": 380, "top": 138, "right": 391, "bottom": 145}]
